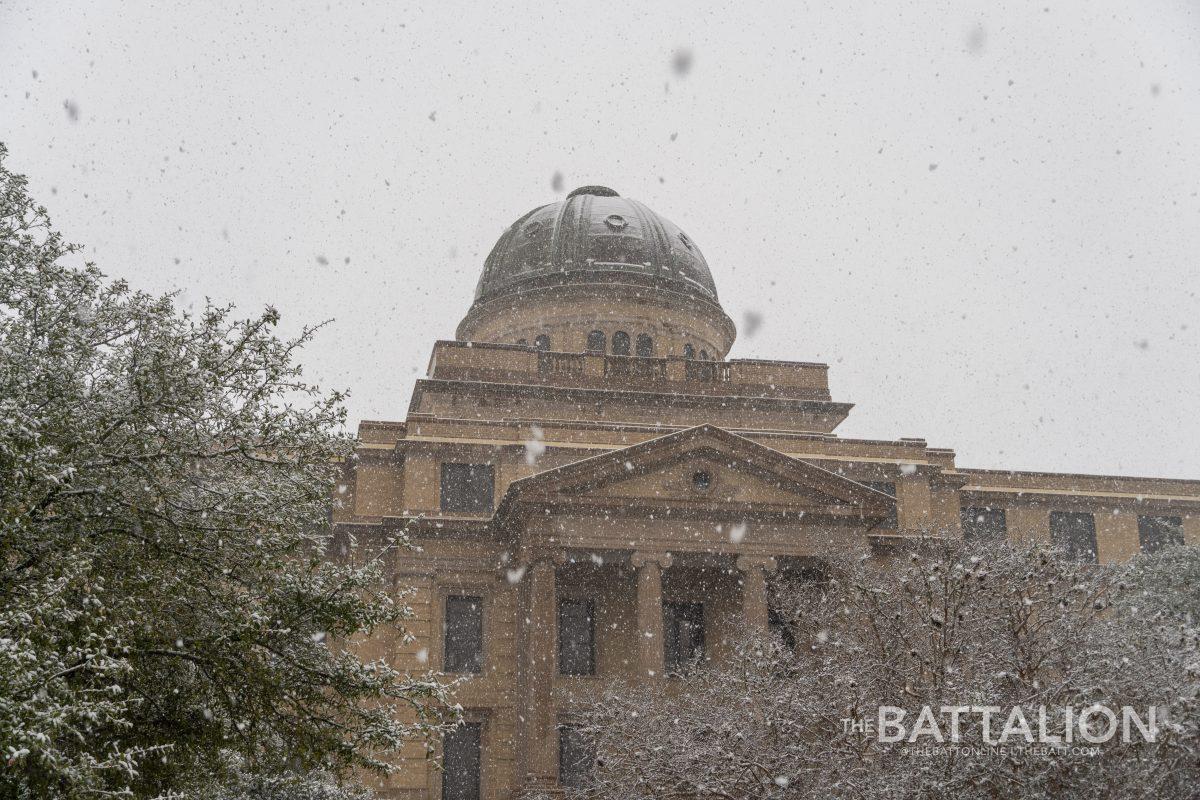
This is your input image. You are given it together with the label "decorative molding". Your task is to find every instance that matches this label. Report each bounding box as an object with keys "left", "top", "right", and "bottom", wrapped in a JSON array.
[
  {"left": 735, "top": 554, "right": 778, "bottom": 573},
  {"left": 630, "top": 551, "right": 674, "bottom": 569}
]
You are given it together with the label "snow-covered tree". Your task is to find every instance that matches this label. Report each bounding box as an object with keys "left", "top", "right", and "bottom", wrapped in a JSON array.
[
  {"left": 211, "top": 759, "right": 375, "bottom": 800},
  {"left": 0, "top": 144, "right": 456, "bottom": 798},
  {"left": 574, "top": 540, "right": 1200, "bottom": 800}
]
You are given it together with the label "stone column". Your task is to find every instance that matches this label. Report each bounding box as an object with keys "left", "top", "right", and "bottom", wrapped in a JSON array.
[
  {"left": 631, "top": 552, "right": 673, "bottom": 679},
  {"left": 736, "top": 555, "right": 778, "bottom": 630},
  {"left": 517, "top": 557, "right": 561, "bottom": 795}
]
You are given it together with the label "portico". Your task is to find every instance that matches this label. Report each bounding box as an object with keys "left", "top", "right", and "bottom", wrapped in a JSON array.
[{"left": 494, "top": 426, "right": 897, "bottom": 792}]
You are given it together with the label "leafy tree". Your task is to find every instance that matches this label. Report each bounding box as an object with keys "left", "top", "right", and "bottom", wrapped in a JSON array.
[
  {"left": 0, "top": 143, "right": 455, "bottom": 799},
  {"left": 575, "top": 541, "right": 1200, "bottom": 800}
]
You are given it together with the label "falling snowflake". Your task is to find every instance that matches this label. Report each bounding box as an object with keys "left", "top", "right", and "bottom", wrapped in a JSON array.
[{"left": 525, "top": 425, "right": 546, "bottom": 466}]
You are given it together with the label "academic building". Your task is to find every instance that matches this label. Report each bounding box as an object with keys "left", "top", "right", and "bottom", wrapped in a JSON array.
[{"left": 332, "top": 186, "right": 1200, "bottom": 799}]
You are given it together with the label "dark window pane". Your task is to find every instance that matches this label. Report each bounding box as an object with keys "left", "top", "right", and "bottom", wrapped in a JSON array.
[
  {"left": 862, "top": 481, "right": 898, "bottom": 528},
  {"left": 768, "top": 608, "right": 797, "bottom": 652},
  {"left": 1138, "top": 515, "right": 1183, "bottom": 554},
  {"left": 962, "top": 507, "right": 1007, "bottom": 543},
  {"left": 559, "top": 725, "right": 595, "bottom": 789},
  {"left": 534, "top": 334, "right": 551, "bottom": 351},
  {"left": 442, "top": 722, "right": 481, "bottom": 800},
  {"left": 1050, "top": 511, "right": 1098, "bottom": 563},
  {"left": 440, "top": 463, "right": 494, "bottom": 513},
  {"left": 611, "top": 331, "right": 630, "bottom": 356},
  {"left": 444, "top": 596, "right": 484, "bottom": 673},
  {"left": 635, "top": 334, "right": 653, "bottom": 357},
  {"left": 683, "top": 343, "right": 695, "bottom": 359},
  {"left": 663, "top": 602, "right": 704, "bottom": 672},
  {"left": 558, "top": 599, "right": 595, "bottom": 676},
  {"left": 586, "top": 330, "right": 606, "bottom": 352}
]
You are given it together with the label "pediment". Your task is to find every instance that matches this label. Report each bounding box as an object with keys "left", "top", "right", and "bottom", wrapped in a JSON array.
[
  {"left": 575, "top": 446, "right": 854, "bottom": 510},
  {"left": 498, "top": 425, "right": 894, "bottom": 520}
]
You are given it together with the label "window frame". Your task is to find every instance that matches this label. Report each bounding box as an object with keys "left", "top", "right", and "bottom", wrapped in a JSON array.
[
  {"left": 439, "top": 462, "right": 495, "bottom": 514},
  {"left": 557, "top": 598, "right": 595, "bottom": 676},
  {"left": 440, "top": 719, "right": 484, "bottom": 800},
  {"left": 1049, "top": 510, "right": 1099, "bottom": 563},
  {"left": 1137, "top": 514, "right": 1184, "bottom": 554},
  {"left": 611, "top": 331, "right": 630, "bottom": 356},
  {"left": 443, "top": 594, "right": 485, "bottom": 674},
  {"left": 558, "top": 724, "right": 595, "bottom": 789},
  {"left": 961, "top": 506, "right": 1007, "bottom": 543},
  {"left": 635, "top": 333, "right": 653, "bottom": 357}
]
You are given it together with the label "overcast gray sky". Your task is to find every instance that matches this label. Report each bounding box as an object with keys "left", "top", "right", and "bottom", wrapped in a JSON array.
[{"left": 2, "top": 0, "right": 1198, "bottom": 478}]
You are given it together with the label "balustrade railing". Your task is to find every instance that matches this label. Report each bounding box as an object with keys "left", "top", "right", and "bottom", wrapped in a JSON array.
[
  {"left": 684, "top": 360, "right": 730, "bottom": 382},
  {"left": 536, "top": 351, "right": 585, "bottom": 378},
  {"left": 604, "top": 355, "right": 667, "bottom": 381}
]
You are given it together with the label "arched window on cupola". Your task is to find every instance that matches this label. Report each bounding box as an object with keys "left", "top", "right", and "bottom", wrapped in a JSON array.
[
  {"left": 699, "top": 349, "right": 709, "bottom": 360},
  {"left": 611, "top": 331, "right": 630, "bottom": 356},
  {"left": 534, "top": 334, "right": 551, "bottom": 351},
  {"left": 586, "top": 330, "right": 606, "bottom": 353},
  {"left": 683, "top": 343, "right": 695, "bottom": 359},
  {"left": 635, "top": 334, "right": 653, "bottom": 357}
]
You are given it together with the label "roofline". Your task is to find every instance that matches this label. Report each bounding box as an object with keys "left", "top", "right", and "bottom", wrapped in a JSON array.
[{"left": 957, "top": 466, "right": 1200, "bottom": 488}]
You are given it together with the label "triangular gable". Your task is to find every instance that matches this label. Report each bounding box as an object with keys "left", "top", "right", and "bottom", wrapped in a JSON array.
[{"left": 496, "top": 425, "right": 895, "bottom": 520}]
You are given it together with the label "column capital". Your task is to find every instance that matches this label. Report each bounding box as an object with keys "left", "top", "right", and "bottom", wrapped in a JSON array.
[
  {"left": 735, "top": 554, "right": 778, "bottom": 574},
  {"left": 509, "top": 546, "right": 568, "bottom": 568},
  {"left": 630, "top": 551, "right": 674, "bottom": 569}
]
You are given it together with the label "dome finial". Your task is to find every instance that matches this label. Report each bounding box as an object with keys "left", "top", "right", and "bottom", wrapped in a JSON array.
[{"left": 567, "top": 185, "right": 620, "bottom": 198}]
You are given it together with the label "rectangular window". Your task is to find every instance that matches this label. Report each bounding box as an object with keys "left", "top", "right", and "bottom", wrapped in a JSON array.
[
  {"left": 444, "top": 596, "right": 484, "bottom": 673},
  {"left": 558, "top": 725, "right": 595, "bottom": 789},
  {"left": 863, "top": 481, "right": 898, "bottom": 528},
  {"left": 1050, "top": 511, "right": 1098, "bottom": 563},
  {"left": 558, "top": 599, "right": 595, "bottom": 676},
  {"left": 1138, "top": 515, "right": 1184, "bottom": 554},
  {"left": 440, "top": 463, "right": 495, "bottom": 513},
  {"left": 962, "top": 507, "right": 1007, "bottom": 543},
  {"left": 663, "top": 602, "right": 704, "bottom": 672},
  {"left": 442, "top": 722, "right": 481, "bottom": 800}
]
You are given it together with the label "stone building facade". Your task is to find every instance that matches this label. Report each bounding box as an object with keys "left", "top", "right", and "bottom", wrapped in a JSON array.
[{"left": 333, "top": 186, "right": 1200, "bottom": 799}]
